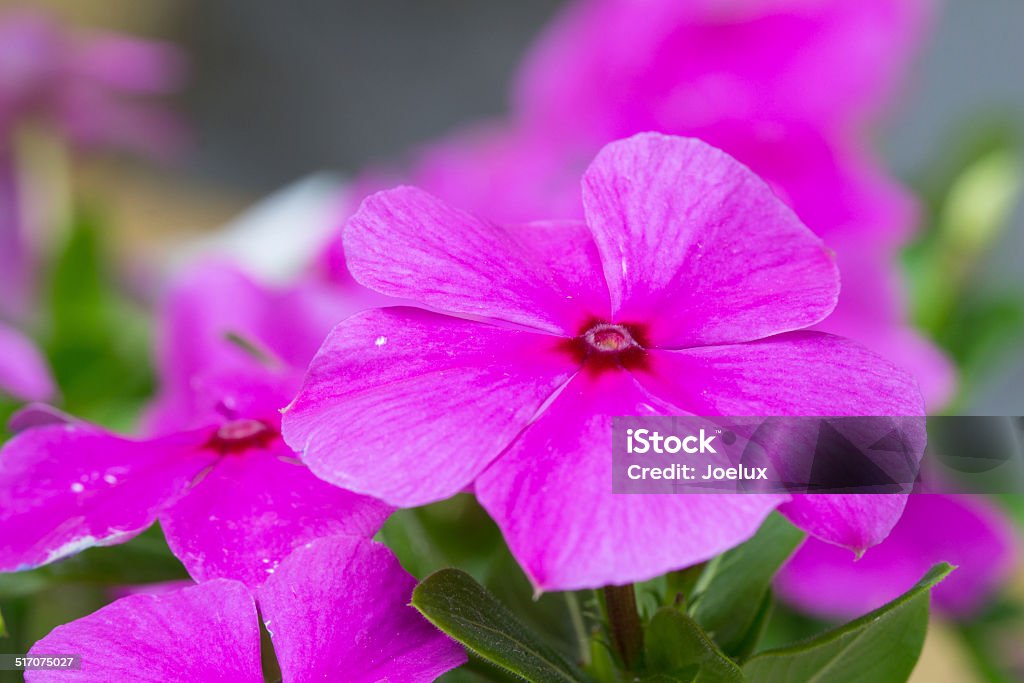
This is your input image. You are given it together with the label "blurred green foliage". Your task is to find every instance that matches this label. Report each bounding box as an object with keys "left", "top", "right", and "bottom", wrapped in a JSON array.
[
  {"left": 40, "top": 206, "right": 156, "bottom": 430},
  {"left": 905, "top": 124, "right": 1024, "bottom": 410}
]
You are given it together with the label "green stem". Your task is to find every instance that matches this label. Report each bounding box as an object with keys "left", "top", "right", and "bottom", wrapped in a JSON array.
[
  {"left": 564, "top": 591, "right": 589, "bottom": 666},
  {"left": 602, "top": 584, "right": 644, "bottom": 671}
]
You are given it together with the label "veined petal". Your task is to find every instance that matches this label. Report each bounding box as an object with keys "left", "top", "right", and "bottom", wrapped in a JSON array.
[
  {"left": 635, "top": 331, "right": 924, "bottom": 549},
  {"left": 282, "top": 307, "right": 578, "bottom": 507},
  {"left": 0, "top": 423, "right": 213, "bottom": 572},
  {"left": 344, "top": 187, "right": 610, "bottom": 333},
  {"left": 26, "top": 580, "right": 262, "bottom": 683},
  {"left": 635, "top": 330, "right": 925, "bottom": 416},
  {"left": 258, "top": 536, "right": 466, "bottom": 682},
  {"left": 582, "top": 134, "right": 838, "bottom": 346},
  {"left": 160, "top": 447, "right": 392, "bottom": 588},
  {"left": 476, "top": 370, "right": 784, "bottom": 591}
]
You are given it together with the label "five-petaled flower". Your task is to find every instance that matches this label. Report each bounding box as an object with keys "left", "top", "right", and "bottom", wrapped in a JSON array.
[
  {"left": 0, "top": 263, "right": 390, "bottom": 587},
  {"left": 283, "top": 133, "right": 925, "bottom": 591}
]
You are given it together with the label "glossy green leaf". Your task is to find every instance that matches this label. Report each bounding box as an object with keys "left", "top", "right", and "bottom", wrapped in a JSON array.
[
  {"left": 742, "top": 563, "right": 954, "bottom": 683},
  {"left": 412, "top": 568, "right": 590, "bottom": 683},
  {"left": 645, "top": 608, "right": 745, "bottom": 683},
  {"left": 690, "top": 513, "right": 803, "bottom": 655}
]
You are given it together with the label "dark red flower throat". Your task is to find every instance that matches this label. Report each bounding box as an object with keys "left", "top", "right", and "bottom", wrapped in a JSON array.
[
  {"left": 560, "top": 318, "right": 650, "bottom": 374},
  {"left": 205, "top": 418, "right": 278, "bottom": 455}
]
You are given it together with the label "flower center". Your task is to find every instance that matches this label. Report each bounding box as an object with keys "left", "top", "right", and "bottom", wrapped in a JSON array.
[
  {"left": 583, "top": 323, "right": 636, "bottom": 353},
  {"left": 558, "top": 319, "right": 650, "bottom": 374},
  {"left": 207, "top": 418, "right": 276, "bottom": 454}
]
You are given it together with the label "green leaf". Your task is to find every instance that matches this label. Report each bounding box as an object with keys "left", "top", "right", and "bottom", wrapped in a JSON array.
[
  {"left": 645, "top": 608, "right": 745, "bottom": 683},
  {"left": 412, "top": 568, "right": 590, "bottom": 683},
  {"left": 742, "top": 563, "right": 955, "bottom": 683},
  {"left": 731, "top": 591, "right": 774, "bottom": 662},
  {"left": 379, "top": 495, "right": 504, "bottom": 580},
  {"left": 690, "top": 513, "right": 803, "bottom": 655},
  {"left": 42, "top": 207, "right": 155, "bottom": 426},
  {"left": 0, "top": 605, "right": 7, "bottom": 638}
]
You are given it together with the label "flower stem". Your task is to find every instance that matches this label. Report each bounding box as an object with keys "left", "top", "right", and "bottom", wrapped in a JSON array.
[
  {"left": 602, "top": 584, "right": 644, "bottom": 671},
  {"left": 565, "top": 591, "right": 590, "bottom": 666}
]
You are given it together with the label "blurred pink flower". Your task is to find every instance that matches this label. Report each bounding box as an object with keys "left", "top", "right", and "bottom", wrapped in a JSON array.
[
  {"left": 0, "top": 321, "right": 53, "bottom": 401},
  {"left": 515, "top": 0, "right": 932, "bottom": 143},
  {"left": 284, "top": 134, "right": 925, "bottom": 590},
  {"left": 26, "top": 536, "right": 466, "bottom": 682},
  {"left": 0, "top": 9, "right": 187, "bottom": 158},
  {"left": 370, "top": 120, "right": 953, "bottom": 408},
  {"left": 777, "top": 494, "right": 1018, "bottom": 619},
  {"left": 0, "top": 151, "right": 33, "bottom": 319},
  {"left": 354, "top": 0, "right": 953, "bottom": 408},
  {"left": 0, "top": 9, "right": 187, "bottom": 318},
  {"left": 0, "top": 262, "right": 390, "bottom": 587}
]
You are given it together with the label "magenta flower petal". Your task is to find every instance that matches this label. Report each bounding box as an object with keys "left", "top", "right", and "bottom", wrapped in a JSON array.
[
  {"left": 0, "top": 424, "right": 213, "bottom": 571},
  {"left": 637, "top": 331, "right": 925, "bottom": 416},
  {"left": 282, "top": 307, "right": 578, "bottom": 506},
  {"left": 258, "top": 536, "right": 466, "bottom": 682},
  {"left": 344, "top": 187, "right": 610, "bottom": 334},
  {"left": 294, "top": 134, "right": 928, "bottom": 588},
  {"left": 476, "top": 370, "right": 785, "bottom": 591},
  {"left": 400, "top": 120, "right": 588, "bottom": 224},
  {"left": 691, "top": 122, "right": 918, "bottom": 245},
  {"left": 515, "top": 0, "right": 932, "bottom": 140},
  {"left": 815, "top": 245, "right": 955, "bottom": 410},
  {"left": 26, "top": 579, "right": 262, "bottom": 683},
  {"left": 581, "top": 134, "right": 838, "bottom": 346},
  {"left": 0, "top": 323, "right": 54, "bottom": 402},
  {"left": 160, "top": 447, "right": 391, "bottom": 588},
  {"left": 149, "top": 262, "right": 360, "bottom": 432},
  {"left": 156, "top": 262, "right": 339, "bottom": 395},
  {"left": 7, "top": 403, "right": 79, "bottom": 433},
  {"left": 779, "top": 494, "right": 909, "bottom": 554},
  {"left": 635, "top": 331, "right": 924, "bottom": 549},
  {"left": 777, "top": 495, "right": 1018, "bottom": 620}
]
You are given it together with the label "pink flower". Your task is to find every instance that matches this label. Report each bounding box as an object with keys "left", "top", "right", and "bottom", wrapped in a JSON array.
[
  {"left": 26, "top": 536, "right": 466, "bottom": 682},
  {"left": 777, "top": 495, "right": 1018, "bottom": 619},
  {"left": 373, "top": 120, "right": 954, "bottom": 408},
  {"left": 374, "top": 0, "right": 952, "bottom": 409},
  {"left": 0, "top": 322, "right": 53, "bottom": 401},
  {"left": 0, "top": 9, "right": 187, "bottom": 159},
  {"left": 284, "top": 134, "right": 925, "bottom": 590},
  {"left": 0, "top": 262, "right": 390, "bottom": 587},
  {"left": 515, "top": 0, "right": 932, "bottom": 143}
]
